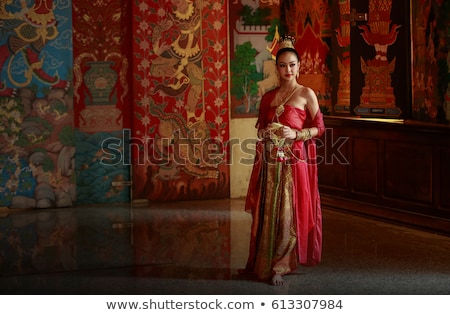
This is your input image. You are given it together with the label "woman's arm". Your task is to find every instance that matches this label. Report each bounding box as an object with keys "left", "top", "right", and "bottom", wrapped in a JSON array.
[
  {"left": 303, "top": 87, "right": 325, "bottom": 138},
  {"left": 283, "top": 87, "right": 324, "bottom": 140}
]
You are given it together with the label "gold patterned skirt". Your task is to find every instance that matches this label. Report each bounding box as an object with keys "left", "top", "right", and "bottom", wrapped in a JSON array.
[{"left": 246, "top": 141, "right": 299, "bottom": 280}]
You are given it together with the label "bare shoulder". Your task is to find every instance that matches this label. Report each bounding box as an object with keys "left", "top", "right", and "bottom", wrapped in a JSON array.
[
  {"left": 297, "top": 85, "right": 319, "bottom": 116},
  {"left": 294, "top": 85, "right": 316, "bottom": 103},
  {"left": 297, "top": 85, "right": 317, "bottom": 99}
]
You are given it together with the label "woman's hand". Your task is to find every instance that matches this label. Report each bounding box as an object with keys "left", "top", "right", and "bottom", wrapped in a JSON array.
[
  {"left": 258, "top": 127, "right": 270, "bottom": 139},
  {"left": 259, "top": 123, "right": 279, "bottom": 139},
  {"left": 259, "top": 124, "right": 297, "bottom": 140},
  {"left": 282, "top": 125, "right": 296, "bottom": 140}
]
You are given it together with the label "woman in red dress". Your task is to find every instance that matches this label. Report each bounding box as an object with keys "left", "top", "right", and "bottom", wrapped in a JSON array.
[{"left": 243, "top": 36, "right": 325, "bottom": 286}]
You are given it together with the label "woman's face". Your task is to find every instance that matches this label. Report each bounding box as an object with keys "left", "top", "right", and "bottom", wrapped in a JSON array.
[{"left": 276, "top": 51, "right": 300, "bottom": 82}]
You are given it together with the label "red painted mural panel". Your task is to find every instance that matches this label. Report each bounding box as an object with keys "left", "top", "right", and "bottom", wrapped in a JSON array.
[{"left": 131, "top": 0, "right": 230, "bottom": 201}]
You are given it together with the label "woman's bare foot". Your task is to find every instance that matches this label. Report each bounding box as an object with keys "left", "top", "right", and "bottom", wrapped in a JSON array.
[{"left": 271, "top": 274, "right": 284, "bottom": 286}]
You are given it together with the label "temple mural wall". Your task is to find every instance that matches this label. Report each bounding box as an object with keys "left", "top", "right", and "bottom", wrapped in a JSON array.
[{"left": 0, "top": 0, "right": 448, "bottom": 208}]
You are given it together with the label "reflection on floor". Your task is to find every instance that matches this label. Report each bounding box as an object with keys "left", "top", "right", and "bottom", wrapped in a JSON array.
[{"left": 1, "top": 198, "right": 450, "bottom": 295}]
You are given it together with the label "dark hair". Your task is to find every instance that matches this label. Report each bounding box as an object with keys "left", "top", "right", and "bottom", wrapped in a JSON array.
[{"left": 276, "top": 47, "right": 300, "bottom": 64}]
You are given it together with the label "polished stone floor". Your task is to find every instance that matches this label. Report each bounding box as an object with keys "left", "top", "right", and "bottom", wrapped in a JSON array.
[{"left": 0, "top": 198, "right": 449, "bottom": 295}]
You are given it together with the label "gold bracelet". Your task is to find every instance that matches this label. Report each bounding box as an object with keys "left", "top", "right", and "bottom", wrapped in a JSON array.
[
  {"left": 295, "top": 129, "right": 306, "bottom": 141},
  {"left": 295, "top": 129, "right": 313, "bottom": 141}
]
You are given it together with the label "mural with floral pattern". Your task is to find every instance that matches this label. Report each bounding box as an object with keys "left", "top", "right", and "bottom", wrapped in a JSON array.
[{"left": 131, "top": 0, "right": 230, "bottom": 201}]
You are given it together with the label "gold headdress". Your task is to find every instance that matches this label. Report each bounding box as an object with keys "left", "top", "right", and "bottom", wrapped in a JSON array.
[
  {"left": 278, "top": 35, "right": 295, "bottom": 49},
  {"left": 278, "top": 35, "right": 296, "bottom": 50}
]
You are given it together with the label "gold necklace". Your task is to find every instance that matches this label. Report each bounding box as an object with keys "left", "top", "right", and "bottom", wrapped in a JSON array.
[{"left": 273, "top": 85, "right": 298, "bottom": 118}]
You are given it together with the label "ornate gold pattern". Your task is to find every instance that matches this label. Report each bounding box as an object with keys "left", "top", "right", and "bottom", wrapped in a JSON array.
[
  {"left": 278, "top": 35, "right": 296, "bottom": 50},
  {"left": 24, "top": 10, "right": 55, "bottom": 25},
  {"left": 174, "top": 1, "right": 195, "bottom": 20}
]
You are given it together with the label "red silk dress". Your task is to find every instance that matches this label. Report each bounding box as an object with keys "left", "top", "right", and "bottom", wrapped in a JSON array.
[{"left": 244, "top": 87, "right": 325, "bottom": 281}]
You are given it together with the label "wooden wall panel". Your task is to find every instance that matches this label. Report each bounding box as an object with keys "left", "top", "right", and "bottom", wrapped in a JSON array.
[
  {"left": 317, "top": 128, "right": 349, "bottom": 190},
  {"left": 319, "top": 116, "right": 450, "bottom": 234},
  {"left": 384, "top": 142, "right": 433, "bottom": 204},
  {"left": 440, "top": 148, "right": 450, "bottom": 209},
  {"left": 352, "top": 137, "right": 378, "bottom": 195}
]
